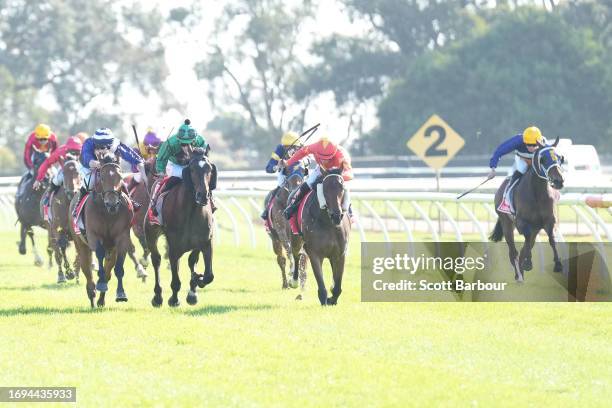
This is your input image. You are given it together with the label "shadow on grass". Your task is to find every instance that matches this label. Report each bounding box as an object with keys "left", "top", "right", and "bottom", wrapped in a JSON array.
[
  {"left": 0, "top": 282, "right": 79, "bottom": 292},
  {"left": 0, "top": 306, "right": 140, "bottom": 316},
  {"left": 182, "top": 303, "right": 277, "bottom": 316}
]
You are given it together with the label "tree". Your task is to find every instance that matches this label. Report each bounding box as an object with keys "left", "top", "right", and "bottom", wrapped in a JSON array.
[
  {"left": 371, "top": 8, "right": 612, "bottom": 155},
  {"left": 194, "top": 0, "right": 315, "bottom": 155},
  {"left": 0, "top": 0, "right": 170, "bottom": 162}
]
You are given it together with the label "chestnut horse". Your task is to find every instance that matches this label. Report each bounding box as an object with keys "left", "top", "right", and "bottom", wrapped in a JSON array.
[
  {"left": 300, "top": 169, "right": 350, "bottom": 305},
  {"left": 72, "top": 155, "right": 135, "bottom": 307},
  {"left": 490, "top": 138, "right": 565, "bottom": 282},
  {"left": 145, "top": 148, "right": 215, "bottom": 307},
  {"left": 47, "top": 157, "right": 82, "bottom": 283},
  {"left": 266, "top": 170, "right": 308, "bottom": 297}
]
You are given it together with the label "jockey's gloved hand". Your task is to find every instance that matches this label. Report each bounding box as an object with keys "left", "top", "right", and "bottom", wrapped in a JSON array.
[
  {"left": 89, "top": 160, "right": 100, "bottom": 169},
  {"left": 487, "top": 168, "right": 496, "bottom": 180},
  {"left": 32, "top": 180, "right": 41, "bottom": 190}
]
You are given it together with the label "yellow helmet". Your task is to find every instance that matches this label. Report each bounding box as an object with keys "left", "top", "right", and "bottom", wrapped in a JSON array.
[
  {"left": 522, "top": 126, "right": 543, "bottom": 145},
  {"left": 34, "top": 124, "right": 51, "bottom": 140},
  {"left": 281, "top": 131, "right": 300, "bottom": 146}
]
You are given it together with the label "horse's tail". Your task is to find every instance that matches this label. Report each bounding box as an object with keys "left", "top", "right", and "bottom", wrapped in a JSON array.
[{"left": 489, "top": 218, "right": 503, "bottom": 242}]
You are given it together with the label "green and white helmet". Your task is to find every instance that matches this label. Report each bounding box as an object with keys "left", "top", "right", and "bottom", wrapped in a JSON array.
[{"left": 177, "top": 119, "right": 196, "bottom": 144}]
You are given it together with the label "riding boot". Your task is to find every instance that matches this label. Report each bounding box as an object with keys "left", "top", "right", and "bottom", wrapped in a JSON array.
[
  {"left": 283, "top": 183, "right": 311, "bottom": 220},
  {"left": 504, "top": 171, "right": 522, "bottom": 200},
  {"left": 261, "top": 186, "right": 280, "bottom": 220}
]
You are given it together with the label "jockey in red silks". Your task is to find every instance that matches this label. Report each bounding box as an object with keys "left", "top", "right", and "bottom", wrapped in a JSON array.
[
  {"left": 17, "top": 124, "right": 59, "bottom": 197},
  {"left": 281, "top": 135, "right": 354, "bottom": 220},
  {"left": 33, "top": 135, "right": 84, "bottom": 193}
]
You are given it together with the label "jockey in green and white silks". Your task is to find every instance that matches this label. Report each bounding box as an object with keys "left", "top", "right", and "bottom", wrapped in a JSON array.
[{"left": 148, "top": 119, "right": 216, "bottom": 224}]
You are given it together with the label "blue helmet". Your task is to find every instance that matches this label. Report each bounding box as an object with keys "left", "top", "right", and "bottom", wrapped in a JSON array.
[{"left": 93, "top": 128, "right": 114, "bottom": 147}]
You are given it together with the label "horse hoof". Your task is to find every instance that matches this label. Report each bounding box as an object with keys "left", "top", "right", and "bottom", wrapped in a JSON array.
[
  {"left": 34, "top": 257, "right": 43, "bottom": 267},
  {"left": 295, "top": 294, "right": 302, "bottom": 301},
  {"left": 139, "top": 258, "right": 149, "bottom": 268},
  {"left": 197, "top": 274, "right": 213, "bottom": 288},
  {"left": 57, "top": 274, "right": 67, "bottom": 284},
  {"left": 18, "top": 243, "right": 26, "bottom": 255},
  {"left": 168, "top": 297, "right": 180, "bottom": 307},
  {"left": 136, "top": 265, "right": 148, "bottom": 279},
  {"left": 116, "top": 291, "right": 128, "bottom": 302},
  {"left": 151, "top": 295, "right": 163, "bottom": 308},
  {"left": 65, "top": 270, "right": 75, "bottom": 280},
  {"left": 282, "top": 283, "right": 289, "bottom": 290},
  {"left": 97, "top": 299, "right": 105, "bottom": 308},
  {"left": 96, "top": 281, "right": 108, "bottom": 292},
  {"left": 186, "top": 291, "right": 198, "bottom": 305},
  {"left": 288, "top": 279, "right": 298, "bottom": 289},
  {"left": 554, "top": 262, "right": 563, "bottom": 273},
  {"left": 326, "top": 297, "right": 337, "bottom": 306},
  {"left": 522, "top": 259, "right": 533, "bottom": 272}
]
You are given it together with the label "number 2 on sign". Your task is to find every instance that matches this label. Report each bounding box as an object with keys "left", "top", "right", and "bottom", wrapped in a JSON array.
[{"left": 424, "top": 125, "right": 447, "bottom": 157}]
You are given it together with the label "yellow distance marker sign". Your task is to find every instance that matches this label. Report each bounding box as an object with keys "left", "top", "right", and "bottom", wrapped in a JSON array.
[{"left": 406, "top": 114, "right": 465, "bottom": 170}]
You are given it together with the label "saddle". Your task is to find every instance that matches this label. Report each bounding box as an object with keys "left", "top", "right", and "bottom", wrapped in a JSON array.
[
  {"left": 147, "top": 177, "right": 176, "bottom": 226},
  {"left": 42, "top": 190, "right": 55, "bottom": 223},
  {"left": 72, "top": 193, "right": 89, "bottom": 236},
  {"left": 289, "top": 190, "right": 314, "bottom": 235}
]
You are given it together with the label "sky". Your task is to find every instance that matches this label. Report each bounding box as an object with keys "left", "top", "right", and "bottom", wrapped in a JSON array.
[{"left": 117, "top": 0, "right": 378, "bottom": 142}]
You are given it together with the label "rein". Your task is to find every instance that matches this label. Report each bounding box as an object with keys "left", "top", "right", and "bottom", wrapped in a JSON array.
[{"left": 96, "top": 162, "right": 123, "bottom": 200}]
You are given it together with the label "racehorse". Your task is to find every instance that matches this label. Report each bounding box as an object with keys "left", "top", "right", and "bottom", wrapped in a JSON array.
[
  {"left": 125, "top": 157, "right": 156, "bottom": 276},
  {"left": 15, "top": 150, "right": 51, "bottom": 267},
  {"left": 490, "top": 137, "right": 565, "bottom": 282},
  {"left": 72, "top": 154, "right": 135, "bottom": 307},
  {"left": 46, "top": 156, "right": 81, "bottom": 283},
  {"left": 299, "top": 169, "right": 350, "bottom": 305},
  {"left": 266, "top": 169, "right": 307, "bottom": 297},
  {"left": 145, "top": 148, "right": 215, "bottom": 307}
]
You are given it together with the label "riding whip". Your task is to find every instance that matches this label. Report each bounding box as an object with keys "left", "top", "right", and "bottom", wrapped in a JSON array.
[{"left": 456, "top": 177, "right": 493, "bottom": 200}]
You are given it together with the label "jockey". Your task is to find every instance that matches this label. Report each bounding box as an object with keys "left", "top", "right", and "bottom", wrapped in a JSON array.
[
  {"left": 78, "top": 127, "right": 146, "bottom": 199},
  {"left": 260, "top": 130, "right": 305, "bottom": 220},
  {"left": 129, "top": 128, "right": 164, "bottom": 187},
  {"left": 17, "top": 124, "right": 59, "bottom": 196},
  {"left": 149, "top": 119, "right": 216, "bottom": 223},
  {"left": 488, "top": 126, "right": 545, "bottom": 214},
  {"left": 33, "top": 135, "right": 83, "bottom": 193},
  {"left": 282, "top": 135, "right": 354, "bottom": 220}
]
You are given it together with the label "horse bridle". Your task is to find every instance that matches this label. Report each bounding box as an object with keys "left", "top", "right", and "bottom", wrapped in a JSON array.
[
  {"left": 97, "top": 162, "right": 123, "bottom": 202},
  {"left": 532, "top": 146, "right": 561, "bottom": 182},
  {"left": 322, "top": 173, "right": 345, "bottom": 215}
]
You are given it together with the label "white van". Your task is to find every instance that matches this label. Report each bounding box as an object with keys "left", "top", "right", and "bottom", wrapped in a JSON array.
[{"left": 555, "top": 139, "right": 605, "bottom": 185}]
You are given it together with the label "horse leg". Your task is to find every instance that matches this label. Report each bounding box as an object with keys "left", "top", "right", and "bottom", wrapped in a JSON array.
[
  {"left": 148, "top": 229, "right": 163, "bottom": 307},
  {"left": 60, "top": 232, "right": 75, "bottom": 280},
  {"left": 137, "top": 234, "right": 149, "bottom": 267},
  {"left": 297, "top": 251, "right": 308, "bottom": 300},
  {"left": 29, "top": 228, "right": 43, "bottom": 266},
  {"left": 187, "top": 250, "right": 199, "bottom": 305},
  {"left": 199, "top": 239, "right": 214, "bottom": 288},
  {"left": 50, "top": 229, "right": 66, "bottom": 283},
  {"left": 114, "top": 249, "right": 128, "bottom": 302},
  {"left": 95, "top": 241, "right": 108, "bottom": 307},
  {"left": 167, "top": 249, "right": 181, "bottom": 307},
  {"left": 519, "top": 228, "right": 536, "bottom": 276},
  {"left": 309, "top": 253, "right": 328, "bottom": 305},
  {"left": 501, "top": 216, "right": 522, "bottom": 282},
  {"left": 327, "top": 253, "right": 345, "bottom": 305},
  {"left": 18, "top": 223, "right": 26, "bottom": 255},
  {"left": 127, "top": 242, "right": 147, "bottom": 282},
  {"left": 75, "top": 240, "right": 95, "bottom": 307},
  {"left": 545, "top": 223, "right": 563, "bottom": 272},
  {"left": 273, "top": 238, "right": 288, "bottom": 289}
]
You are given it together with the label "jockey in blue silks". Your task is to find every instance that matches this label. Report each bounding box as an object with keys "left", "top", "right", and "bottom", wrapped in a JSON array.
[
  {"left": 488, "top": 126, "right": 545, "bottom": 214},
  {"left": 79, "top": 127, "right": 145, "bottom": 200},
  {"left": 260, "top": 131, "right": 306, "bottom": 220}
]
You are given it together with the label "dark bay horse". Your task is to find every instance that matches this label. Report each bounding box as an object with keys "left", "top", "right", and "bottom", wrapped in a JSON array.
[
  {"left": 490, "top": 139, "right": 565, "bottom": 282},
  {"left": 47, "top": 157, "right": 81, "bottom": 283},
  {"left": 72, "top": 155, "right": 135, "bottom": 307},
  {"left": 145, "top": 149, "right": 214, "bottom": 307},
  {"left": 15, "top": 151, "right": 51, "bottom": 266},
  {"left": 300, "top": 170, "right": 350, "bottom": 305},
  {"left": 267, "top": 170, "right": 308, "bottom": 297},
  {"left": 126, "top": 157, "right": 156, "bottom": 270}
]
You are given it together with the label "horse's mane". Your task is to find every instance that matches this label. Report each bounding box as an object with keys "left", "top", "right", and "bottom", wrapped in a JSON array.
[{"left": 100, "top": 153, "right": 116, "bottom": 165}]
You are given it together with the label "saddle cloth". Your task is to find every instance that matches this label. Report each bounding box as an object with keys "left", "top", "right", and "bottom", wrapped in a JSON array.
[{"left": 289, "top": 190, "right": 313, "bottom": 235}]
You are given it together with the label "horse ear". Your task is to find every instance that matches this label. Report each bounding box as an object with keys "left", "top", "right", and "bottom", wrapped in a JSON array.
[{"left": 552, "top": 136, "right": 559, "bottom": 147}]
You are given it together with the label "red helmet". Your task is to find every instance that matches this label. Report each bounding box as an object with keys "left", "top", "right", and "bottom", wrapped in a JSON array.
[
  {"left": 318, "top": 136, "right": 337, "bottom": 159},
  {"left": 64, "top": 136, "right": 83, "bottom": 152}
]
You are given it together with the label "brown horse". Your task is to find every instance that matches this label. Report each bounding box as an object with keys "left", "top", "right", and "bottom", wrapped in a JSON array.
[
  {"left": 72, "top": 155, "right": 135, "bottom": 307},
  {"left": 266, "top": 171, "right": 308, "bottom": 297},
  {"left": 47, "top": 157, "right": 82, "bottom": 283},
  {"left": 300, "top": 170, "right": 350, "bottom": 305},
  {"left": 490, "top": 139, "right": 565, "bottom": 282},
  {"left": 145, "top": 148, "right": 215, "bottom": 307},
  {"left": 15, "top": 151, "right": 51, "bottom": 267}
]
